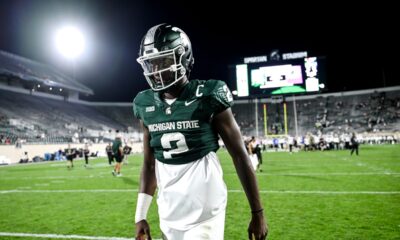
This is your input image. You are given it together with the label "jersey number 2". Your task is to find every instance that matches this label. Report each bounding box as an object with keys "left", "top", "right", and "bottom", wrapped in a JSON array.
[{"left": 161, "top": 132, "right": 189, "bottom": 159}]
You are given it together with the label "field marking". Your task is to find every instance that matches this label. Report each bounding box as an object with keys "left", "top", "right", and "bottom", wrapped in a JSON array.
[
  {"left": 50, "top": 180, "right": 65, "bottom": 184},
  {"left": 0, "top": 189, "right": 137, "bottom": 194},
  {"left": 1, "top": 189, "right": 400, "bottom": 195},
  {"left": 0, "top": 232, "right": 161, "bottom": 240},
  {"left": 250, "top": 172, "right": 400, "bottom": 176},
  {"left": 1, "top": 171, "right": 399, "bottom": 181},
  {"left": 257, "top": 190, "right": 400, "bottom": 195},
  {"left": 0, "top": 158, "right": 139, "bottom": 168},
  {"left": 341, "top": 156, "right": 395, "bottom": 172},
  {"left": 0, "top": 175, "right": 120, "bottom": 180}
]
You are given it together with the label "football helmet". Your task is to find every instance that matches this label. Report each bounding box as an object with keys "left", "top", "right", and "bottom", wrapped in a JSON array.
[{"left": 137, "top": 23, "right": 194, "bottom": 91}]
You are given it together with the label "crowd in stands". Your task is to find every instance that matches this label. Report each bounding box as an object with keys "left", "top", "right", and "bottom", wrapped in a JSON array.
[
  {"left": 0, "top": 89, "right": 140, "bottom": 145},
  {"left": 1, "top": 87, "right": 399, "bottom": 155},
  {"left": 233, "top": 90, "right": 400, "bottom": 138}
]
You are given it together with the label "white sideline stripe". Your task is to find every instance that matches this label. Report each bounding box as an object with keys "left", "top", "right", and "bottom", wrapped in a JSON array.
[
  {"left": 258, "top": 190, "right": 400, "bottom": 195},
  {"left": 1, "top": 172, "right": 399, "bottom": 180},
  {"left": 0, "top": 232, "right": 161, "bottom": 240},
  {"left": 0, "top": 232, "right": 162, "bottom": 240},
  {"left": 0, "top": 189, "right": 138, "bottom": 194},
  {"left": 252, "top": 172, "right": 400, "bottom": 176},
  {"left": 1, "top": 189, "right": 400, "bottom": 195}
]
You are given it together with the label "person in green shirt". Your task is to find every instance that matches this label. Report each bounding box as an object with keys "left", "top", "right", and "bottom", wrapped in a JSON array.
[{"left": 112, "top": 132, "right": 124, "bottom": 177}]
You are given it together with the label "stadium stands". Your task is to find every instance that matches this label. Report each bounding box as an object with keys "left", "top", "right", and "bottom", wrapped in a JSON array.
[
  {"left": 0, "top": 50, "right": 93, "bottom": 95},
  {"left": 233, "top": 86, "right": 400, "bottom": 137},
  {"left": 1, "top": 86, "right": 399, "bottom": 146},
  {"left": 0, "top": 89, "right": 139, "bottom": 144},
  {"left": 1, "top": 49, "right": 398, "bottom": 147},
  {"left": 0, "top": 84, "right": 398, "bottom": 148}
]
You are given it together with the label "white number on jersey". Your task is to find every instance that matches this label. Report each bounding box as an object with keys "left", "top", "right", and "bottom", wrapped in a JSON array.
[
  {"left": 223, "top": 85, "right": 233, "bottom": 102},
  {"left": 161, "top": 132, "right": 189, "bottom": 159}
]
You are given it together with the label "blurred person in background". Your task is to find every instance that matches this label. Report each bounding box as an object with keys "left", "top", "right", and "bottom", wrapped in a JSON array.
[
  {"left": 350, "top": 132, "right": 359, "bottom": 156},
  {"left": 123, "top": 144, "right": 132, "bottom": 165},
  {"left": 83, "top": 143, "right": 90, "bottom": 167},
  {"left": 66, "top": 144, "right": 75, "bottom": 169},
  {"left": 106, "top": 143, "right": 114, "bottom": 165},
  {"left": 112, "top": 131, "right": 124, "bottom": 177}
]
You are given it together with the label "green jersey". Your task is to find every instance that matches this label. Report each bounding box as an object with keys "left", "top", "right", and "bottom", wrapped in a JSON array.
[
  {"left": 133, "top": 79, "right": 234, "bottom": 164},
  {"left": 112, "top": 138, "right": 122, "bottom": 156}
]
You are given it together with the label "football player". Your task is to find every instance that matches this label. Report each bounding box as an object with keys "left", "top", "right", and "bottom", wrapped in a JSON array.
[
  {"left": 83, "top": 143, "right": 90, "bottom": 167},
  {"left": 65, "top": 144, "right": 75, "bottom": 169},
  {"left": 133, "top": 23, "right": 268, "bottom": 240},
  {"left": 112, "top": 132, "right": 124, "bottom": 177}
]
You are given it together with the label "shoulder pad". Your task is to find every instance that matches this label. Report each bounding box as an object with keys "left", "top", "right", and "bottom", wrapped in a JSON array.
[{"left": 133, "top": 89, "right": 154, "bottom": 107}]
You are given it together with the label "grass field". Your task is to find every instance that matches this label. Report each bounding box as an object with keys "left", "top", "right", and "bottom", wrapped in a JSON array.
[{"left": 0, "top": 144, "right": 399, "bottom": 240}]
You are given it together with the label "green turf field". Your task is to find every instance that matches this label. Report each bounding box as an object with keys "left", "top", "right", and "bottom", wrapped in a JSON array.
[{"left": 0, "top": 144, "right": 399, "bottom": 239}]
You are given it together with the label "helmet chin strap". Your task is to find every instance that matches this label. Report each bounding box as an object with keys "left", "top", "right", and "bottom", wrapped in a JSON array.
[
  {"left": 175, "top": 75, "right": 189, "bottom": 87},
  {"left": 162, "top": 76, "right": 188, "bottom": 99}
]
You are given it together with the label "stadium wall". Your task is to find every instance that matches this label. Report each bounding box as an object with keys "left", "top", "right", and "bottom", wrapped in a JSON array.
[
  {"left": 2, "top": 81, "right": 399, "bottom": 106},
  {"left": 0, "top": 143, "right": 142, "bottom": 165},
  {"left": 0, "top": 84, "right": 133, "bottom": 107},
  {"left": 234, "top": 86, "right": 400, "bottom": 104}
]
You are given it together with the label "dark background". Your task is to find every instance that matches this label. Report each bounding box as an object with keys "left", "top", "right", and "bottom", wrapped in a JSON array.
[{"left": 0, "top": 0, "right": 397, "bottom": 102}]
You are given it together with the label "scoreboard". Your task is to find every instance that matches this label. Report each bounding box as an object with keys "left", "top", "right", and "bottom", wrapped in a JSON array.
[{"left": 232, "top": 52, "right": 327, "bottom": 98}]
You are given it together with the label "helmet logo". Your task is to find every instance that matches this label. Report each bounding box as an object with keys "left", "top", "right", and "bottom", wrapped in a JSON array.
[{"left": 138, "top": 24, "right": 193, "bottom": 91}]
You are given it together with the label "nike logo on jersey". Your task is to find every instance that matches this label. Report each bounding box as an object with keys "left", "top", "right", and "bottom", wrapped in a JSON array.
[{"left": 185, "top": 99, "right": 197, "bottom": 106}]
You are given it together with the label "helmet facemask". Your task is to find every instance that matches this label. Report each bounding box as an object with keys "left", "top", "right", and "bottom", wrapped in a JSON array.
[{"left": 137, "top": 45, "right": 186, "bottom": 91}]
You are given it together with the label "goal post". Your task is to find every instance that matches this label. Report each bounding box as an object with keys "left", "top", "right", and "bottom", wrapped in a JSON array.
[{"left": 262, "top": 96, "right": 288, "bottom": 137}]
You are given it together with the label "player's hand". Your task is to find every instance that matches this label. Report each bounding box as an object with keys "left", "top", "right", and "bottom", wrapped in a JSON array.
[
  {"left": 135, "top": 220, "right": 152, "bottom": 240},
  {"left": 248, "top": 211, "right": 268, "bottom": 240}
]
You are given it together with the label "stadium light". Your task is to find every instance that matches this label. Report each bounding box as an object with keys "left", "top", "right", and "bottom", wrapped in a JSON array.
[{"left": 55, "top": 26, "right": 85, "bottom": 60}]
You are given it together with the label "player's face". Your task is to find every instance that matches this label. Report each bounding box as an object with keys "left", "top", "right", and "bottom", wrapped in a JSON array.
[
  {"left": 138, "top": 46, "right": 186, "bottom": 91},
  {"left": 144, "top": 56, "right": 175, "bottom": 86},
  {"left": 146, "top": 56, "right": 175, "bottom": 72}
]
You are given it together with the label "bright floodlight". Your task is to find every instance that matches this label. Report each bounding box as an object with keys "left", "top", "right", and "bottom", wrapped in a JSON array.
[{"left": 55, "top": 26, "right": 85, "bottom": 60}]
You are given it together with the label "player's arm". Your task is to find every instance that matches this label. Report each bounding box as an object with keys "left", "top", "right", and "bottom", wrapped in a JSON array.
[
  {"left": 119, "top": 145, "right": 124, "bottom": 156},
  {"left": 248, "top": 142, "right": 253, "bottom": 154},
  {"left": 213, "top": 108, "right": 268, "bottom": 240},
  {"left": 135, "top": 120, "right": 156, "bottom": 240}
]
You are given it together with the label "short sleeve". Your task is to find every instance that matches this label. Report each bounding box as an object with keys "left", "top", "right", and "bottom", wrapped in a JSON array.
[
  {"left": 208, "top": 80, "right": 234, "bottom": 114},
  {"left": 132, "top": 98, "right": 142, "bottom": 120}
]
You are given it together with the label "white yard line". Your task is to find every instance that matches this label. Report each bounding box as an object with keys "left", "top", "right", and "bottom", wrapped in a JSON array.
[
  {"left": 1, "top": 189, "right": 399, "bottom": 195},
  {"left": 257, "top": 190, "right": 400, "bottom": 194},
  {"left": 0, "top": 232, "right": 161, "bottom": 240},
  {"left": 1, "top": 172, "right": 399, "bottom": 180},
  {"left": 0, "top": 175, "right": 120, "bottom": 180},
  {"left": 0, "top": 189, "right": 137, "bottom": 194},
  {"left": 250, "top": 172, "right": 400, "bottom": 176}
]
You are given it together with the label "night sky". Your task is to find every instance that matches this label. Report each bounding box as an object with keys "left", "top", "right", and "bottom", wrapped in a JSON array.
[{"left": 0, "top": 0, "right": 398, "bottom": 102}]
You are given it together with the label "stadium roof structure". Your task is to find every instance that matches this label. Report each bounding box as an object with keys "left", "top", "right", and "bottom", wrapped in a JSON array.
[{"left": 0, "top": 50, "right": 93, "bottom": 95}]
